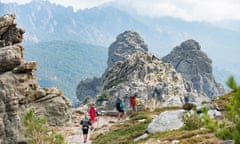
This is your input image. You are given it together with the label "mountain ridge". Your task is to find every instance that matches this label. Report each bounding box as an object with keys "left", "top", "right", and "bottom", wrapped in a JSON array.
[{"left": 1, "top": 1, "right": 239, "bottom": 101}]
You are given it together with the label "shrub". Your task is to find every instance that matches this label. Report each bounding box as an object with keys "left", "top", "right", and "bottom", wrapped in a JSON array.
[
  {"left": 96, "top": 90, "right": 109, "bottom": 105},
  {"left": 23, "top": 109, "right": 66, "bottom": 144},
  {"left": 206, "top": 76, "right": 240, "bottom": 142},
  {"left": 219, "top": 76, "right": 240, "bottom": 143},
  {"left": 182, "top": 110, "right": 204, "bottom": 130}
]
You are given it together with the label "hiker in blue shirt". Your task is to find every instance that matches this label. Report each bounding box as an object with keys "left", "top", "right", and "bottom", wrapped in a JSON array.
[
  {"left": 119, "top": 98, "right": 126, "bottom": 120},
  {"left": 116, "top": 97, "right": 126, "bottom": 120}
]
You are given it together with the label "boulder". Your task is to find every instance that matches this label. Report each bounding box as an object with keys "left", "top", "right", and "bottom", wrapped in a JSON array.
[
  {"left": 147, "top": 110, "right": 185, "bottom": 133},
  {"left": 0, "top": 44, "right": 24, "bottom": 74},
  {"left": 0, "top": 14, "right": 15, "bottom": 36}
]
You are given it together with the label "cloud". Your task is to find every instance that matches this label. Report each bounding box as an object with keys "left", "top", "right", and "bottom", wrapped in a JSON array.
[
  {"left": 48, "top": 0, "right": 114, "bottom": 11},
  {"left": 0, "top": 0, "right": 31, "bottom": 4},
  {"left": 1, "top": 0, "right": 240, "bottom": 22},
  {"left": 114, "top": 0, "right": 240, "bottom": 22}
]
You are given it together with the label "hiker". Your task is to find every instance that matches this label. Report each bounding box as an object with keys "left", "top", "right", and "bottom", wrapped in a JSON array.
[
  {"left": 130, "top": 94, "right": 136, "bottom": 112},
  {"left": 80, "top": 114, "right": 92, "bottom": 143},
  {"left": 119, "top": 98, "right": 126, "bottom": 119},
  {"left": 88, "top": 104, "right": 97, "bottom": 124},
  {"left": 116, "top": 97, "right": 124, "bottom": 120}
]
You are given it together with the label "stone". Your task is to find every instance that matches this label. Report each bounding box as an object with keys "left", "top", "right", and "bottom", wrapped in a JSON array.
[
  {"left": 0, "top": 14, "right": 15, "bottom": 36},
  {"left": 208, "top": 109, "right": 223, "bottom": 119},
  {"left": 162, "top": 39, "right": 226, "bottom": 98},
  {"left": 1, "top": 24, "right": 25, "bottom": 46},
  {"left": 0, "top": 44, "right": 24, "bottom": 74},
  {"left": 133, "top": 133, "right": 148, "bottom": 142},
  {"left": 12, "top": 61, "right": 37, "bottom": 73},
  {"left": 147, "top": 110, "right": 185, "bottom": 134},
  {"left": 0, "top": 14, "right": 71, "bottom": 144}
]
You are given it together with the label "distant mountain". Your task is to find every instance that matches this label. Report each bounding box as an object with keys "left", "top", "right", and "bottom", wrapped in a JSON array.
[
  {"left": 1, "top": 0, "right": 239, "bottom": 101},
  {"left": 24, "top": 40, "right": 107, "bottom": 101}
]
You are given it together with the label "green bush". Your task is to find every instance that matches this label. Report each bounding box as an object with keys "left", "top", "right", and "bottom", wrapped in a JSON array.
[
  {"left": 218, "top": 76, "right": 240, "bottom": 143},
  {"left": 215, "top": 126, "right": 234, "bottom": 140},
  {"left": 182, "top": 110, "right": 204, "bottom": 130},
  {"left": 23, "top": 109, "right": 66, "bottom": 144},
  {"left": 96, "top": 90, "right": 109, "bottom": 105},
  {"left": 206, "top": 76, "right": 240, "bottom": 142}
]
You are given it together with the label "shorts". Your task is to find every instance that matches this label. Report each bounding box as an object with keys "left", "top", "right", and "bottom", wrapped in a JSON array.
[
  {"left": 119, "top": 109, "right": 124, "bottom": 113},
  {"left": 82, "top": 129, "right": 89, "bottom": 134}
]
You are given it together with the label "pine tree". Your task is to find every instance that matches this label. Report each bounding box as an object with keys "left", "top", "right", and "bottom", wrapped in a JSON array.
[
  {"left": 23, "top": 109, "right": 66, "bottom": 144},
  {"left": 226, "top": 76, "right": 240, "bottom": 143}
]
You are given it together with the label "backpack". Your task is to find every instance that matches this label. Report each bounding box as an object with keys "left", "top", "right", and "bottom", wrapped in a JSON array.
[
  {"left": 116, "top": 99, "right": 121, "bottom": 111},
  {"left": 82, "top": 119, "right": 89, "bottom": 130},
  {"left": 135, "top": 98, "right": 139, "bottom": 105},
  {"left": 120, "top": 101, "right": 125, "bottom": 109}
]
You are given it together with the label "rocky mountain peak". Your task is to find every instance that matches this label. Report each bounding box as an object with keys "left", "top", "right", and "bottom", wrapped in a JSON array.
[
  {"left": 107, "top": 30, "right": 148, "bottom": 68},
  {"left": 77, "top": 30, "right": 149, "bottom": 101},
  {"left": 102, "top": 51, "right": 208, "bottom": 110},
  {"left": 0, "top": 14, "right": 71, "bottom": 144},
  {"left": 162, "top": 39, "right": 225, "bottom": 98},
  {"left": 178, "top": 39, "right": 201, "bottom": 50}
]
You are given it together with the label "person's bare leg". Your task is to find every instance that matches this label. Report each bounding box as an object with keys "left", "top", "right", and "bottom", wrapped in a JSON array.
[
  {"left": 121, "top": 112, "right": 124, "bottom": 119},
  {"left": 83, "top": 134, "right": 87, "bottom": 143},
  {"left": 118, "top": 112, "right": 121, "bottom": 120}
]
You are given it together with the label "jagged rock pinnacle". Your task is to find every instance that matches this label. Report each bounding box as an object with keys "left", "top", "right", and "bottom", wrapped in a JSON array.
[
  {"left": 162, "top": 39, "right": 225, "bottom": 98},
  {"left": 107, "top": 30, "right": 148, "bottom": 68}
]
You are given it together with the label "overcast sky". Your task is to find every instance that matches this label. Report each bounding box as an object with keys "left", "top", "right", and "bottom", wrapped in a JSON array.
[{"left": 1, "top": 0, "right": 240, "bottom": 22}]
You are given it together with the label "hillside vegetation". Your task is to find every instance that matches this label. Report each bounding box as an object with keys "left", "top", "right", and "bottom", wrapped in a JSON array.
[
  {"left": 24, "top": 40, "right": 107, "bottom": 101},
  {"left": 91, "top": 77, "right": 240, "bottom": 143}
]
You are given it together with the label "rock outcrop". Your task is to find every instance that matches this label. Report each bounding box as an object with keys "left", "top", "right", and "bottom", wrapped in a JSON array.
[
  {"left": 162, "top": 39, "right": 225, "bottom": 98},
  {"left": 76, "top": 30, "right": 148, "bottom": 101},
  {"left": 0, "top": 14, "right": 71, "bottom": 144},
  {"left": 107, "top": 30, "right": 148, "bottom": 68},
  {"left": 101, "top": 52, "right": 208, "bottom": 110},
  {"left": 76, "top": 77, "right": 101, "bottom": 101}
]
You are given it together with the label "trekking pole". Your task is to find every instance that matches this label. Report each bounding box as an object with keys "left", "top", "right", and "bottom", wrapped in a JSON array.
[{"left": 97, "top": 116, "right": 99, "bottom": 128}]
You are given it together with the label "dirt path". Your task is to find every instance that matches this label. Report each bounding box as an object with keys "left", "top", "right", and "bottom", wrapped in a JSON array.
[{"left": 59, "top": 115, "right": 119, "bottom": 144}]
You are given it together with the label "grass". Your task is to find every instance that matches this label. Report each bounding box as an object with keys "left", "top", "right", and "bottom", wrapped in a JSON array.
[
  {"left": 153, "top": 106, "right": 182, "bottom": 113},
  {"left": 92, "top": 120, "right": 150, "bottom": 144},
  {"left": 91, "top": 102, "right": 231, "bottom": 144},
  {"left": 212, "top": 92, "right": 232, "bottom": 111},
  {"left": 92, "top": 112, "right": 151, "bottom": 144}
]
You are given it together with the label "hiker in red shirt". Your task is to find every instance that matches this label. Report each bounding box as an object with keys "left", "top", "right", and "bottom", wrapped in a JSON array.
[
  {"left": 88, "top": 104, "right": 97, "bottom": 124},
  {"left": 130, "top": 94, "right": 136, "bottom": 112}
]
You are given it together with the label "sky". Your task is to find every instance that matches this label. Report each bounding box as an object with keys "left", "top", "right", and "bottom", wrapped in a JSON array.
[{"left": 1, "top": 0, "right": 240, "bottom": 23}]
